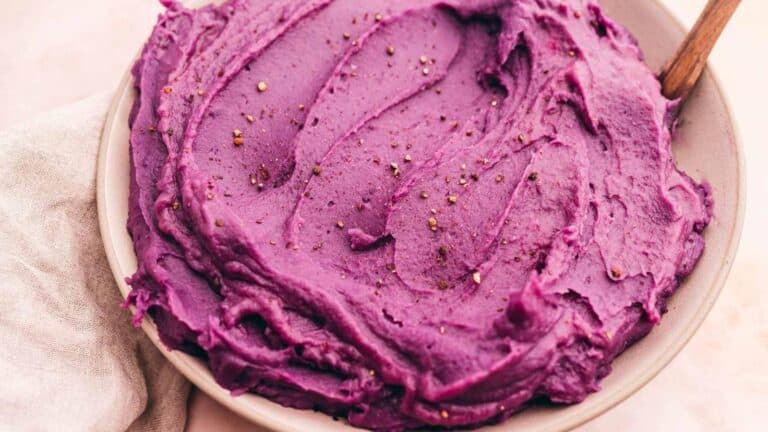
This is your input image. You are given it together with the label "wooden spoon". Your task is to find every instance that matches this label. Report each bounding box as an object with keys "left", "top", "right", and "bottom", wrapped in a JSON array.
[{"left": 660, "top": 0, "right": 741, "bottom": 101}]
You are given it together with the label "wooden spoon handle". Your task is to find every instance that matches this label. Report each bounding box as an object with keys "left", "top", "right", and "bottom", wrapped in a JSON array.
[{"left": 660, "top": 0, "right": 741, "bottom": 101}]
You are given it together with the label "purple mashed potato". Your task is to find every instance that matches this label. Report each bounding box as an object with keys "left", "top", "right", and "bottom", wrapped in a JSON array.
[{"left": 126, "top": 0, "right": 712, "bottom": 429}]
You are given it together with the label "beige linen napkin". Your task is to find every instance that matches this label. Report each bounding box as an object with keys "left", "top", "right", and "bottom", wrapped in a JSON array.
[{"left": 0, "top": 93, "right": 189, "bottom": 432}]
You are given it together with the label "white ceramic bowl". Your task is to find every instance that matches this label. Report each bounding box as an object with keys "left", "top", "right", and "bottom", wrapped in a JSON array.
[{"left": 97, "top": 1, "right": 745, "bottom": 430}]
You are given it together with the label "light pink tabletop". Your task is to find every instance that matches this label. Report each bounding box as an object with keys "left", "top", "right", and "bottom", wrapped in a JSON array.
[{"left": 2, "top": 1, "right": 765, "bottom": 431}]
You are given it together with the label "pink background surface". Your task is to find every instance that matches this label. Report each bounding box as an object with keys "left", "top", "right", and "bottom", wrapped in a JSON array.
[{"left": 2, "top": 1, "right": 765, "bottom": 430}]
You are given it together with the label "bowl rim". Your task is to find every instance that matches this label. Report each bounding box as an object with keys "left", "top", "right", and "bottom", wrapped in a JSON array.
[{"left": 96, "top": 1, "right": 746, "bottom": 430}]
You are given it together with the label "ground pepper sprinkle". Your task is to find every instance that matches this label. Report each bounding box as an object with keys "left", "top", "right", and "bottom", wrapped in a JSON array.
[
  {"left": 390, "top": 162, "right": 401, "bottom": 176},
  {"left": 472, "top": 271, "right": 481, "bottom": 284}
]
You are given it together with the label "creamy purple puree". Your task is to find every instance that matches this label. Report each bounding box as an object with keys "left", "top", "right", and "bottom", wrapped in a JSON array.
[{"left": 127, "top": 0, "right": 712, "bottom": 429}]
